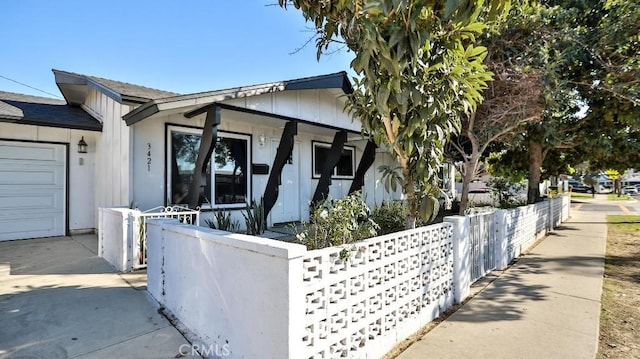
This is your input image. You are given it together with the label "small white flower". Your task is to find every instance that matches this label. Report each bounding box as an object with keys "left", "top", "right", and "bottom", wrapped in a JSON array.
[{"left": 320, "top": 210, "right": 329, "bottom": 219}]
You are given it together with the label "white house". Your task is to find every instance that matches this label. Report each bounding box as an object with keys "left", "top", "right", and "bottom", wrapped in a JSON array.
[{"left": 1, "top": 69, "right": 418, "bottom": 241}]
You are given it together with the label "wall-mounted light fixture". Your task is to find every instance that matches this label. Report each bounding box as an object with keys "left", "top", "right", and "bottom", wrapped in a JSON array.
[
  {"left": 77, "top": 137, "right": 88, "bottom": 154},
  {"left": 258, "top": 133, "right": 267, "bottom": 147}
]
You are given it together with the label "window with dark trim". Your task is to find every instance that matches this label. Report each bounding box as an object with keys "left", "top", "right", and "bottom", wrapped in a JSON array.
[
  {"left": 312, "top": 141, "right": 355, "bottom": 179},
  {"left": 168, "top": 126, "right": 251, "bottom": 208}
]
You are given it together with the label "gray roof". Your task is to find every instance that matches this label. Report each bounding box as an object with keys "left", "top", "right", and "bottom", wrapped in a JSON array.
[
  {"left": 85, "top": 73, "right": 179, "bottom": 100},
  {"left": 123, "top": 71, "right": 353, "bottom": 125},
  {"left": 0, "top": 91, "right": 102, "bottom": 131},
  {"left": 53, "top": 69, "right": 179, "bottom": 106}
]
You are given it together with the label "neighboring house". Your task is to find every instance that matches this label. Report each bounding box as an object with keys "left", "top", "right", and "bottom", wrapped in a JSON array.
[{"left": 1, "top": 69, "right": 409, "bottom": 240}]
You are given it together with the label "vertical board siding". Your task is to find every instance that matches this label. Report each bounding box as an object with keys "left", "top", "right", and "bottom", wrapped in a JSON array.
[{"left": 86, "top": 89, "right": 131, "bottom": 210}]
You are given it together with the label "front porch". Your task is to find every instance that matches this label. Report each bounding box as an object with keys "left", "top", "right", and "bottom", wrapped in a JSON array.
[{"left": 260, "top": 221, "right": 304, "bottom": 242}]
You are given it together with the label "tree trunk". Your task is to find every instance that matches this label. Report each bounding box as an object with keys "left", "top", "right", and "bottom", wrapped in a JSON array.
[
  {"left": 459, "top": 154, "right": 479, "bottom": 215},
  {"left": 402, "top": 160, "right": 417, "bottom": 229},
  {"left": 405, "top": 215, "right": 416, "bottom": 229},
  {"left": 527, "top": 143, "right": 543, "bottom": 204}
]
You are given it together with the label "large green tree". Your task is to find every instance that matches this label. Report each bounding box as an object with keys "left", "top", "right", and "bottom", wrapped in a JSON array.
[
  {"left": 450, "top": 2, "right": 547, "bottom": 214},
  {"left": 485, "top": 0, "right": 639, "bottom": 203},
  {"left": 280, "top": 0, "right": 509, "bottom": 227}
]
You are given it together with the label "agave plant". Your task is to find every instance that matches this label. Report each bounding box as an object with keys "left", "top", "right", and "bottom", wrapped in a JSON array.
[{"left": 242, "top": 197, "right": 266, "bottom": 235}]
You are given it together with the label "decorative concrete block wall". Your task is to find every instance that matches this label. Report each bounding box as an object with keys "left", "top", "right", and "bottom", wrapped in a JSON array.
[
  {"left": 143, "top": 195, "right": 570, "bottom": 358},
  {"left": 299, "top": 224, "right": 454, "bottom": 358}
]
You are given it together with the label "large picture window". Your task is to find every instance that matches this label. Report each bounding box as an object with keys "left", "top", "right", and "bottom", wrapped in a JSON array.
[
  {"left": 312, "top": 141, "right": 355, "bottom": 179},
  {"left": 168, "top": 126, "right": 251, "bottom": 208}
]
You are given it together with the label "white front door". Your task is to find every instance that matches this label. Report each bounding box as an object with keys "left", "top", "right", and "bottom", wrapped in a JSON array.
[
  {"left": 269, "top": 139, "right": 299, "bottom": 224},
  {"left": 0, "top": 141, "right": 66, "bottom": 241}
]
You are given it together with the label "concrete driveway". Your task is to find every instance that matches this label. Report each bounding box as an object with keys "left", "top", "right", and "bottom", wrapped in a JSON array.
[{"left": 0, "top": 235, "right": 198, "bottom": 358}]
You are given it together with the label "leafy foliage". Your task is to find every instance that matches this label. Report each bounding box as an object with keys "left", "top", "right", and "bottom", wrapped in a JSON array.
[
  {"left": 489, "top": 0, "right": 640, "bottom": 201},
  {"left": 279, "top": 0, "right": 510, "bottom": 227},
  {"left": 486, "top": 151, "right": 527, "bottom": 182},
  {"left": 488, "top": 177, "right": 527, "bottom": 208},
  {"left": 371, "top": 201, "right": 408, "bottom": 235},
  {"left": 448, "top": 4, "right": 548, "bottom": 213},
  {"left": 294, "top": 192, "right": 378, "bottom": 250}
]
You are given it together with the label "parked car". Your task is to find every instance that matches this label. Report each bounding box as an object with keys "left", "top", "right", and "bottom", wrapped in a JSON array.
[
  {"left": 568, "top": 181, "right": 591, "bottom": 193},
  {"left": 623, "top": 186, "right": 639, "bottom": 195}
]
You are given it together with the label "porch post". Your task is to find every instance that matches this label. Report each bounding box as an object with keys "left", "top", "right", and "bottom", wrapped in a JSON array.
[
  {"left": 263, "top": 121, "right": 298, "bottom": 222},
  {"left": 348, "top": 139, "right": 377, "bottom": 194},
  {"left": 187, "top": 106, "right": 221, "bottom": 208},
  {"left": 312, "top": 130, "right": 347, "bottom": 205}
]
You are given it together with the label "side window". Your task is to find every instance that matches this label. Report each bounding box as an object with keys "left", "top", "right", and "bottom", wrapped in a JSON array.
[{"left": 312, "top": 141, "right": 355, "bottom": 179}]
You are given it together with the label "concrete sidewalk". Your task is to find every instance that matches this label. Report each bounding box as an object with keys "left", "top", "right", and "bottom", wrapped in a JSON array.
[
  {"left": 0, "top": 235, "right": 198, "bottom": 358},
  {"left": 397, "top": 202, "right": 607, "bottom": 359}
]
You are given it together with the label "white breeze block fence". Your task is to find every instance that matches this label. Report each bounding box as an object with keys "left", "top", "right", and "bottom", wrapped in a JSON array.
[{"left": 145, "top": 195, "right": 570, "bottom": 359}]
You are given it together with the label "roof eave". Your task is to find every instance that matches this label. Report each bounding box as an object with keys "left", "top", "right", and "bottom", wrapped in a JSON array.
[
  {"left": 124, "top": 103, "right": 160, "bottom": 126},
  {"left": 284, "top": 71, "right": 353, "bottom": 94},
  {"left": 0, "top": 115, "right": 21, "bottom": 122},
  {"left": 53, "top": 69, "right": 123, "bottom": 106},
  {"left": 0, "top": 117, "right": 102, "bottom": 131}
]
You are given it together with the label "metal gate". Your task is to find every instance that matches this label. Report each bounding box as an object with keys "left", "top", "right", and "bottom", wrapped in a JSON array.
[
  {"left": 469, "top": 211, "right": 497, "bottom": 282},
  {"left": 132, "top": 206, "right": 200, "bottom": 269}
]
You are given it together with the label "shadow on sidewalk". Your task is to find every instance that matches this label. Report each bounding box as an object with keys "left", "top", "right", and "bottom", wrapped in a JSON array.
[
  {"left": 447, "top": 250, "right": 603, "bottom": 323},
  {"left": 447, "top": 261, "right": 550, "bottom": 323}
]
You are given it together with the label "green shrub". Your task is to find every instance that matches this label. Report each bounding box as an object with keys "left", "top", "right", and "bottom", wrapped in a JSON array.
[
  {"left": 371, "top": 201, "right": 407, "bottom": 235},
  {"left": 295, "top": 192, "right": 379, "bottom": 250},
  {"left": 489, "top": 177, "right": 527, "bottom": 209}
]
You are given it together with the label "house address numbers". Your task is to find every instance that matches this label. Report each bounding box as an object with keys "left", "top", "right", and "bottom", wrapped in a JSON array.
[{"left": 147, "top": 143, "right": 151, "bottom": 172}]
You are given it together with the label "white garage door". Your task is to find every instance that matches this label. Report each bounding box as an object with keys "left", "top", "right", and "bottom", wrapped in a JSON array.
[{"left": 0, "top": 141, "right": 66, "bottom": 241}]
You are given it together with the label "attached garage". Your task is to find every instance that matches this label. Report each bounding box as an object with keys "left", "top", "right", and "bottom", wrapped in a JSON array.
[
  {"left": 1, "top": 90, "right": 101, "bottom": 240},
  {"left": 0, "top": 140, "right": 66, "bottom": 241}
]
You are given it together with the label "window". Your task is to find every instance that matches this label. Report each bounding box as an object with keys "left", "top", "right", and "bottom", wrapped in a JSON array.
[
  {"left": 312, "top": 141, "right": 355, "bottom": 179},
  {"left": 168, "top": 126, "right": 251, "bottom": 208}
]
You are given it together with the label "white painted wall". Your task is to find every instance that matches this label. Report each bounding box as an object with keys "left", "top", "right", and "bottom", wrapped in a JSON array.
[
  {"left": 224, "top": 89, "right": 360, "bottom": 133},
  {"left": 97, "top": 207, "right": 135, "bottom": 271},
  {"left": 129, "top": 103, "right": 401, "bottom": 228},
  {"left": 0, "top": 122, "right": 97, "bottom": 232},
  {"left": 83, "top": 88, "right": 133, "bottom": 211},
  {"left": 146, "top": 219, "right": 307, "bottom": 359}
]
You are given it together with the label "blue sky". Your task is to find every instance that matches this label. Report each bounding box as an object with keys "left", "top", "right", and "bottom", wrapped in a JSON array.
[{"left": 1, "top": 1, "right": 355, "bottom": 99}]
